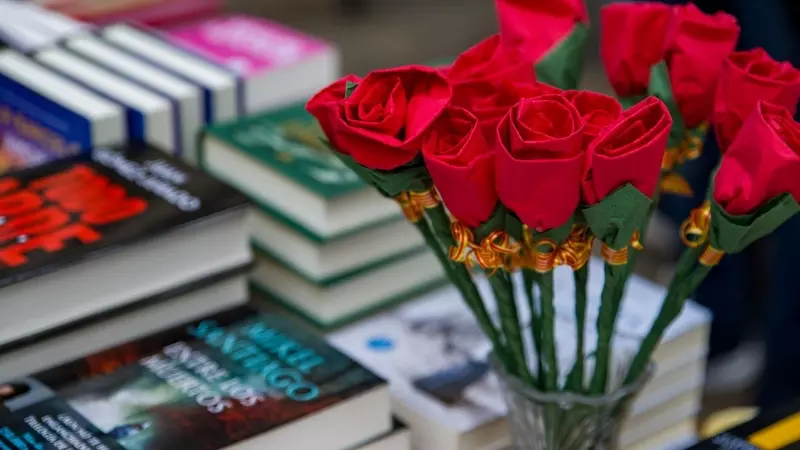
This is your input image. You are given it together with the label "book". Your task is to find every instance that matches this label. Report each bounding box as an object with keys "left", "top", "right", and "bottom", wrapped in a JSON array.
[
  {"left": 63, "top": 35, "right": 204, "bottom": 165},
  {"left": 327, "top": 260, "right": 710, "bottom": 450},
  {"left": 0, "top": 305, "right": 392, "bottom": 449},
  {"left": 165, "top": 14, "right": 340, "bottom": 113},
  {"left": 0, "top": 50, "right": 125, "bottom": 174},
  {"left": 35, "top": 47, "right": 180, "bottom": 156},
  {"left": 0, "top": 269, "right": 250, "bottom": 380},
  {"left": 99, "top": 23, "right": 242, "bottom": 124},
  {"left": 688, "top": 400, "right": 800, "bottom": 449},
  {"left": 33, "top": 0, "right": 222, "bottom": 27},
  {"left": 0, "top": 0, "right": 87, "bottom": 52},
  {"left": 251, "top": 249, "right": 447, "bottom": 330},
  {"left": 200, "top": 102, "right": 405, "bottom": 240},
  {"left": 353, "top": 419, "right": 410, "bottom": 450},
  {"left": 0, "top": 144, "right": 251, "bottom": 349}
]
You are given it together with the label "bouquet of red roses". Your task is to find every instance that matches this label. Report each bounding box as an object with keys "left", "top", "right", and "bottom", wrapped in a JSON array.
[{"left": 306, "top": 0, "right": 800, "bottom": 414}]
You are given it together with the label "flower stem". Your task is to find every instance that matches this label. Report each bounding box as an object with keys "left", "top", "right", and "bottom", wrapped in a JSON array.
[
  {"left": 420, "top": 204, "right": 510, "bottom": 365},
  {"left": 523, "top": 268, "right": 544, "bottom": 388},
  {"left": 534, "top": 270, "right": 559, "bottom": 391},
  {"left": 565, "top": 264, "right": 589, "bottom": 393},
  {"left": 487, "top": 270, "right": 532, "bottom": 384}
]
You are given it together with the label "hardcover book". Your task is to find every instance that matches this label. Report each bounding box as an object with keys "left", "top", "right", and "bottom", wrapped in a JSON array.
[
  {"left": 166, "top": 15, "right": 339, "bottom": 113},
  {"left": 0, "top": 145, "right": 251, "bottom": 350},
  {"left": 0, "top": 50, "right": 125, "bottom": 174},
  {"left": 688, "top": 401, "right": 800, "bottom": 449},
  {"left": 0, "top": 305, "right": 392, "bottom": 449},
  {"left": 201, "top": 102, "right": 404, "bottom": 240}
]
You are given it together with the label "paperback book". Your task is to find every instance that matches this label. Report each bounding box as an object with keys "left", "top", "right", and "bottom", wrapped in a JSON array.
[{"left": 0, "top": 306, "right": 391, "bottom": 449}]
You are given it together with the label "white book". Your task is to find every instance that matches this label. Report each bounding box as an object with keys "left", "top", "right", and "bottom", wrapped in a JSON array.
[
  {"left": 100, "top": 23, "right": 240, "bottom": 123},
  {"left": 0, "top": 50, "right": 125, "bottom": 170},
  {"left": 0, "top": 0, "right": 87, "bottom": 52},
  {"left": 328, "top": 261, "right": 710, "bottom": 450},
  {"left": 64, "top": 35, "right": 204, "bottom": 164},
  {"left": 35, "top": 47, "right": 177, "bottom": 155}
]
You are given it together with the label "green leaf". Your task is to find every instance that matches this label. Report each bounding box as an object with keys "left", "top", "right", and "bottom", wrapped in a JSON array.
[
  {"left": 709, "top": 194, "right": 800, "bottom": 254},
  {"left": 345, "top": 81, "right": 358, "bottom": 98},
  {"left": 534, "top": 23, "right": 590, "bottom": 90},
  {"left": 332, "top": 152, "right": 432, "bottom": 197},
  {"left": 581, "top": 184, "right": 652, "bottom": 249},
  {"left": 647, "top": 62, "right": 686, "bottom": 149}
]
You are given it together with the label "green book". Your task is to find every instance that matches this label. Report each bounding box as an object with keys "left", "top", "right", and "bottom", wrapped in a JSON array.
[{"left": 201, "top": 103, "right": 427, "bottom": 284}]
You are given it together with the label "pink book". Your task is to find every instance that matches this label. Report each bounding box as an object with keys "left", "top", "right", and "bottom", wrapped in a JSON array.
[{"left": 165, "top": 15, "right": 340, "bottom": 112}]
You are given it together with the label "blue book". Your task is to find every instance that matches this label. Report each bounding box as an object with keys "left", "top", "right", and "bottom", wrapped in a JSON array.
[
  {"left": 35, "top": 47, "right": 181, "bottom": 157},
  {"left": 0, "top": 50, "right": 125, "bottom": 174}
]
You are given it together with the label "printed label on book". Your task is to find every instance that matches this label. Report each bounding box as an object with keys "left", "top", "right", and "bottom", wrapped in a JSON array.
[{"left": 0, "top": 307, "right": 382, "bottom": 449}]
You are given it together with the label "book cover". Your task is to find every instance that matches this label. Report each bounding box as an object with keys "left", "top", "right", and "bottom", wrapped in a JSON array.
[
  {"left": 689, "top": 401, "right": 800, "bottom": 449},
  {"left": 34, "top": 0, "right": 222, "bottom": 27},
  {"left": 0, "top": 69, "right": 91, "bottom": 174},
  {"left": 0, "top": 145, "right": 246, "bottom": 289},
  {"left": 0, "top": 305, "right": 384, "bottom": 449},
  {"left": 165, "top": 15, "right": 332, "bottom": 78}
]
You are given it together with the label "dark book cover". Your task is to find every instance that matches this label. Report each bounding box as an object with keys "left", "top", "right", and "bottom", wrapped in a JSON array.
[
  {"left": 688, "top": 401, "right": 800, "bottom": 449},
  {"left": 0, "top": 145, "right": 247, "bottom": 288},
  {"left": 0, "top": 306, "right": 384, "bottom": 450}
]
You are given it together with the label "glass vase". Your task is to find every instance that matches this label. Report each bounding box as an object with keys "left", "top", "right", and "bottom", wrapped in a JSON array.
[{"left": 493, "top": 359, "right": 655, "bottom": 450}]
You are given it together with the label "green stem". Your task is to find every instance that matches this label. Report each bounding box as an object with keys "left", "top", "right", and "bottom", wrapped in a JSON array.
[
  {"left": 588, "top": 262, "right": 631, "bottom": 395},
  {"left": 488, "top": 270, "right": 532, "bottom": 384},
  {"left": 420, "top": 204, "right": 510, "bottom": 364},
  {"left": 565, "top": 264, "right": 589, "bottom": 393},
  {"left": 624, "top": 246, "right": 703, "bottom": 384},
  {"left": 523, "top": 268, "right": 544, "bottom": 388},
  {"left": 534, "top": 270, "right": 559, "bottom": 391}
]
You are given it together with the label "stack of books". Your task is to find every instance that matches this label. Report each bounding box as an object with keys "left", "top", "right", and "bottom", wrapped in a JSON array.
[
  {"left": 0, "top": 145, "right": 253, "bottom": 379},
  {"left": 199, "top": 102, "right": 447, "bottom": 330},
  {"left": 0, "top": 305, "right": 411, "bottom": 450},
  {"left": 328, "top": 258, "right": 708, "bottom": 450}
]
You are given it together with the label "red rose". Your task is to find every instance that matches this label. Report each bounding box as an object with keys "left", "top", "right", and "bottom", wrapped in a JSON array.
[
  {"left": 449, "top": 35, "right": 537, "bottom": 107},
  {"left": 600, "top": 2, "right": 672, "bottom": 98},
  {"left": 306, "top": 74, "right": 362, "bottom": 141},
  {"left": 665, "top": 3, "right": 739, "bottom": 128},
  {"left": 306, "top": 65, "right": 452, "bottom": 170},
  {"left": 457, "top": 80, "right": 562, "bottom": 144},
  {"left": 713, "top": 102, "right": 800, "bottom": 215},
  {"left": 495, "top": 94, "right": 585, "bottom": 231},
  {"left": 582, "top": 97, "right": 672, "bottom": 205},
  {"left": 421, "top": 107, "right": 496, "bottom": 228},
  {"left": 714, "top": 48, "right": 800, "bottom": 152},
  {"left": 495, "top": 0, "right": 588, "bottom": 61},
  {"left": 564, "top": 90, "right": 623, "bottom": 148}
]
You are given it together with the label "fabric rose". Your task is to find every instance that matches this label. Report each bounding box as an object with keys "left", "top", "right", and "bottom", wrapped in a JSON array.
[
  {"left": 449, "top": 34, "right": 536, "bottom": 99},
  {"left": 714, "top": 49, "right": 800, "bottom": 152},
  {"left": 457, "top": 80, "right": 562, "bottom": 144},
  {"left": 564, "top": 90, "right": 622, "bottom": 148},
  {"left": 495, "top": 0, "right": 588, "bottom": 61},
  {"left": 666, "top": 3, "right": 739, "bottom": 128},
  {"left": 600, "top": 2, "right": 672, "bottom": 98},
  {"left": 582, "top": 97, "right": 672, "bottom": 205},
  {"left": 306, "top": 74, "right": 362, "bottom": 141},
  {"left": 714, "top": 102, "right": 800, "bottom": 215},
  {"left": 421, "top": 106, "right": 496, "bottom": 228},
  {"left": 306, "top": 65, "right": 452, "bottom": 170},
  {"left": 495, "top": 94, "right": 585, "bottom": 231}
]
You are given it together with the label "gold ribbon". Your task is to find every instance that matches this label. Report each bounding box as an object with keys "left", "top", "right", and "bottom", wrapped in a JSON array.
[
  {"left": 600, "top": 231, "right": 642, "bottom": 266},
  {"left": 679, "top": 200, "right": 725, "bottom": 267},
  {"left": 449, "top": 222, "right": 516, "bottom": 275},
  {"left": 395, "top": 188, "right": 441, "bottom": 223},
  {"left": 514, "top": 225, "right": 595, "bottom": 273},
  {"left": 660, "top": 122, "right": 709, "bottom": 197}
]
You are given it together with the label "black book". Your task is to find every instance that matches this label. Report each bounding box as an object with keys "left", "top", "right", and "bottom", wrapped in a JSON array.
[
  {"left": 0, "top": 145, "right": 251, "bottom": 350},
  {"left": 688, "top": 401, "right": 800, "bottom": 449},
  {"left": 0, "top": 305, "right": 391, "bottom": 450}
]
